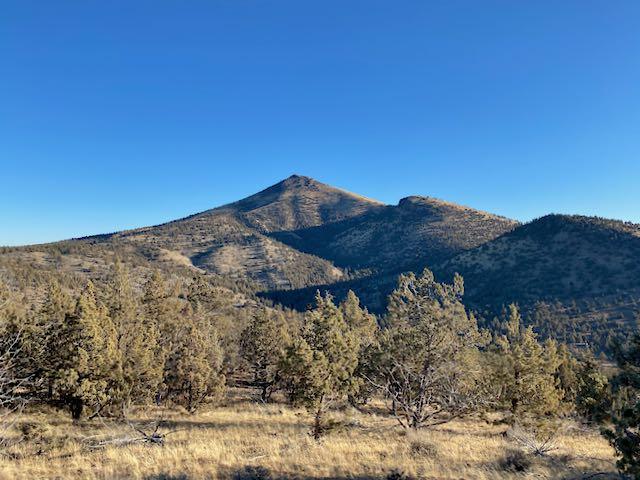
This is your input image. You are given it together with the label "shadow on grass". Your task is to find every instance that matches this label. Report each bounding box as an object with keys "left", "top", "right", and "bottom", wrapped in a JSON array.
[
  {"left": 144, "top": 466, "right": 424, "bottom": 480},
  {"left": 159, "top": 418, "right": 303, "bottom": 433},
  {"left": 145, "top": 475, "right": 190, "bottom": 480},
  {"left": 145, "top": 464, "right": 622, "bottom": 480}
]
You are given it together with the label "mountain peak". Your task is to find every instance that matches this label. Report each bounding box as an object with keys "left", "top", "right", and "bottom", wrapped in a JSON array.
[
  {"left": 282, "top": 173, "right": 316, "bottom": 183},
  {"left": 220, "top": 175, "right": 384, "bottom": 232},
  {"left": 275, "top": 174, "right": 324, "bottom": 192}
]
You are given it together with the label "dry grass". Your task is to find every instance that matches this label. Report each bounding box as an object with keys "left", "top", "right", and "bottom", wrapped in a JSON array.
[{"left": 0, "top": 391, "right": 619, "bottom": 480}]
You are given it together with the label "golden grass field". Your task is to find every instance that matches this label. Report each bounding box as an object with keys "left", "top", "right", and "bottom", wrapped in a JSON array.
[{"left": 0, "top": 390, "right": 620, "bottom": 480}]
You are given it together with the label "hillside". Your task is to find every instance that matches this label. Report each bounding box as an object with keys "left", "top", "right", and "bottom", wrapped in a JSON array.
[
  {"left": 441, "top": 214, "right": 640, "bottom": 308},
  {"left": 273, "top": 195, "right": 518, "bottom": 273},
  {"left": 0, "top": 175, "right": 381, "bottom": 292},
  {"left": 437, "top": 214, "right": 640, "bottom": 349}
]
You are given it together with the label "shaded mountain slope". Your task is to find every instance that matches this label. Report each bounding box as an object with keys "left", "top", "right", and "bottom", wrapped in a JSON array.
[
  {"left": 273, "top": 195, "right": 518, "bottom": 273},
  {"left": 439, "top": 214, "right": 640, "bottom": 309}
]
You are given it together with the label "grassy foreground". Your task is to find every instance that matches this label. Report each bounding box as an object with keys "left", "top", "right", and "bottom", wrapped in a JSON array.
[{"left": 0, "top": 391, "right": 619, "bottom": 480}]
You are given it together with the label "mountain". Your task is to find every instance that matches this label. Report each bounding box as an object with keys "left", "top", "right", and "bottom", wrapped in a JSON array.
[
  {"left": 3, "top": 175, "right": 515, "bottom": 293},
  {"left": 435, "top": 214, "right": 640, "bottom": 350},
  {"left": 440, "top": 214, "right": 640, "bottom": 308},
  {"left": 219, "top": 174, "right": 385, "bottom": 232},
  {"left": 1, "top": 175, "right": 381, "bottom": 292},
  {"left": 1, "top": 175, "right": 639, "bottom": 351}
]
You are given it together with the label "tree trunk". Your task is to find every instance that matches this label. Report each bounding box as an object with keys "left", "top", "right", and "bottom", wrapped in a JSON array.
[
  {"left": 70, "top": 397, "right": 84, "bottom": 421},
  {"left": 312, "top": 406, "right": 323, "bottom": 440}
]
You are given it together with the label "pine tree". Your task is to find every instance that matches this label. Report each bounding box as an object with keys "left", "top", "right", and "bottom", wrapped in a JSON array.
[
  {"left": 53, "top": 282, "right": 119, "bottom": 420},
  {"left": 240, "top": 307, "right": 289, "bottom": 401},
  {"left": 281, "top": 292, "right": 358, "bottom": 438}
]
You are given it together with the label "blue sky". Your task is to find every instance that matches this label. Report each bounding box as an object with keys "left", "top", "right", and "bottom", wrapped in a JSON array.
[{"left": 1, "top": 1, "right": 639, "bottom": 246}]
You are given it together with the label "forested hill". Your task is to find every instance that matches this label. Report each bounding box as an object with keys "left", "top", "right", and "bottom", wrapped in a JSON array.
[{"left": 441, "top": 213, "right": 640, "bottom": 309}]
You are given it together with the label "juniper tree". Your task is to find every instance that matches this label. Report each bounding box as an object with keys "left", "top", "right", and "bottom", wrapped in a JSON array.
[
  {"left": 186, "top": 274, "right": 248, "bottom": 373},
  {"left": 370, "top": 269, "right": 488, "bottom": 429},
  {"left": 142, "top": 271, "right": 171, "bottom": 325},
  {"left": 555, "top": 343, "right": 580, "bottom": 405},
  {"left": 281, "top": 292, "right": 358, "bottom": 438},
  {"left": 0, "top": 288, "right": 33, "bottom": 442},
  {"left": 341, "top": 290, "right": 378, "bottom": 344},
  {"left": 36, "top": 280, "right": 74, "bottom": 399},
  {"left": 604, "top": 333, "right": 640, "bottom": 478},
  {"left": 142, "top": 271, "right": 221, "bottom": 409},
  {"left": 142, "top": 271, "right": 178, "bottom": 402},
  {"left": 106, "top": 262, "right": 162, "bottom": 410},
  {"left": 53, "top": 282, "right": 120, "bottom": 420},
  {"left": 162, "top": 303, "right": 225, "bottom": 412},
  {"left": 339, "top": 290, "right": 379, "bottom": 406},
  {"left": 574, "top": 354, "right": 609, "bottom": 422},
  {"left": 240, "top": 307, "right": 289, "bottom": 401},
  {"left": 491, "top": 304, "right": 564, "bottom": 422},
  {"left": 0, "top": 282, "right": 31, "bottom": 427}
]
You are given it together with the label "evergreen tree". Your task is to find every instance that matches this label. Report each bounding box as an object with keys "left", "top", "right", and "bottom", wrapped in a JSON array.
[
  {"left": 142, "top": 270, "right": 177, "bottom": 403},
  {"left": 555, "top": 343, "right": 580, "bottom": 406},
  {"left": 371, "top": 269, "right": 488, "bottom": 429},
  {"left": 574, "top": 354, "right": 609, "bottom": 422},
  {"left": 604, "top": 333, "right": 640, "bottom": 477},
  {"left": 163, "top": 304, "right": 225, "bottom": 412},
  {"left": 240, "top": 307, "right": 289, "bottom": 401},
  {"left": 52, "top": 282, "right": 119, "bottom": 420},
  {"left": 0, "top": 283, "right": 31, "bottom": 421},
  {"left": 340, "top": 290, "right": 378, "bottom": 344},
  {"left": 281, "top": 292, "right": 358, "bottom": 438},
  {"left": 106, "top": 261, "right": 162, "bottom": 410},
  {"left": 143, "top": 271, "right": 171, "bottom": 325},
  {"left": 492, "top": 304, "right": 564, "bottom": 421},
  {"left": 339, "top": 290, "right": 379, "bottom": 405},
  {"left": 37, "top": 280, "right": 74, "bottom": 399}
]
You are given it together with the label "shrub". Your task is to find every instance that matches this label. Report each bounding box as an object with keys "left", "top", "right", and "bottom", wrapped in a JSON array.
[
  {"left": 499, "top": 449, "right": 531, "bottom": 472},
  {"left": 386, "top": 469, "right": 416, "bottom": 480},
  {"left": 409, "top": 439, "right": 438, "bottom": 457},
  {"left": 232, "top": 466, "right": 273, "bottom": 480}
]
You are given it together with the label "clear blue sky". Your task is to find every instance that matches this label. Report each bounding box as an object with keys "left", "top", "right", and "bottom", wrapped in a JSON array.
[{"left": 2, "top": 1, "right": 639, "bottom": 246}]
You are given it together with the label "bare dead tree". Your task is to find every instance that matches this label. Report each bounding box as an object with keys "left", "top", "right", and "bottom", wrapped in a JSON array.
[
  {"left": 84, "top": 408, "right": 181, "bottom": 449},
  {"left": 0, "top": 330, "right": 32, "bottom": 448}
]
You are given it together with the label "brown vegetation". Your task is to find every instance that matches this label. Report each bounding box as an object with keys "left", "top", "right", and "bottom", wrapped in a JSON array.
[{"left": 0, "top": 395, "right": 619, "bottom": 480}]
